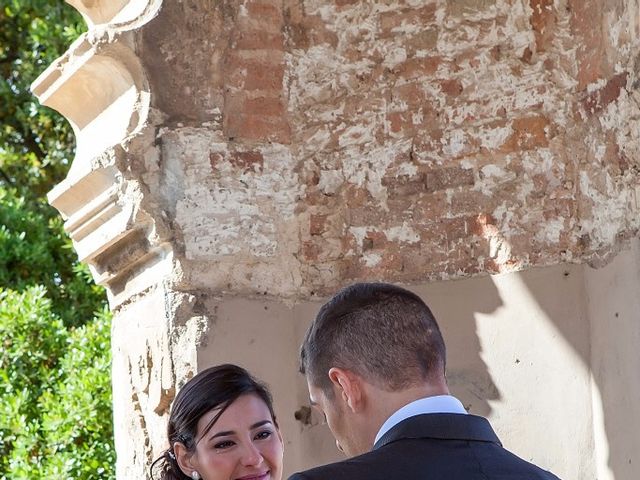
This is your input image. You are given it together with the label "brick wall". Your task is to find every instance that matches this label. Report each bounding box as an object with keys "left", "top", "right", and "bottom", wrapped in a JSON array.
[{"left": 139, "top": 0, "right": 640, "bottom": 294}]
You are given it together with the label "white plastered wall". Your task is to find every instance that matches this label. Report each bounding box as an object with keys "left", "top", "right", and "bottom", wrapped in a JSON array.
[
  {"left": 196, "top": 242, "right": 640, "bottom": 480},
  {"left": 585, "top": 241, "right": 640, "bottom": 480}
]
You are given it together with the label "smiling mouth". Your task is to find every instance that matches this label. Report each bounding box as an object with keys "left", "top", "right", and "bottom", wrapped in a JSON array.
[{"left": 236, "top": 471, "right": 269, "bottom": 480}]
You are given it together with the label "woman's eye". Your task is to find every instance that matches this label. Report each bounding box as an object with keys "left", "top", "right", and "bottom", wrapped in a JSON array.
[
  {"left": 214, "top": 440, "right": 235, "bottom": 449},
  {"left": 255, "top": 430, "right": 272, "bottom": 440}
]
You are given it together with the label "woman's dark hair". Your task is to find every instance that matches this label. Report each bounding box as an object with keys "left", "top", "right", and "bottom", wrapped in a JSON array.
[{"left": 150, "top": 364, "right": 277, "bottom": 480}]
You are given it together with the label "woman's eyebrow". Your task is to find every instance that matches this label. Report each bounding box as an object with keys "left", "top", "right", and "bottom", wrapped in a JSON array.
[
  {"left": 250, "top": 420, "right": 272, "bottom": 429},
  {"left": 210, "top": 430, "right": 235, "bottom": 440},
  {"left": 209, "top": 420, "right": 272, "bottom": 440}
]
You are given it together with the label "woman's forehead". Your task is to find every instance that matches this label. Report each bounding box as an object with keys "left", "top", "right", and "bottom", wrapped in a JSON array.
[{"left": 196, "top": 393, "right": 272, "bottom": 435}]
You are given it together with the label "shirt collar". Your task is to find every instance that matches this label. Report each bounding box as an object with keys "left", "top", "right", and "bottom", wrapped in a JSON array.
[{"left": 374, "top": 395, "right": 468, "bottom": 445}]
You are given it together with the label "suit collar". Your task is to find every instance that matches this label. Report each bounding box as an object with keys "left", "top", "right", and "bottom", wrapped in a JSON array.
[
  {"left": 374, "top": 395, "right": 468, "bottom": 444},
  {"left": 373, "top": 413, "right": 502, "bottom": 450}
]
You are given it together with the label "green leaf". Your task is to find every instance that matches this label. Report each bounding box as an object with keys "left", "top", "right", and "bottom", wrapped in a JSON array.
[{"left": 0, "top": 2, "right": 113, "bottom": 478}]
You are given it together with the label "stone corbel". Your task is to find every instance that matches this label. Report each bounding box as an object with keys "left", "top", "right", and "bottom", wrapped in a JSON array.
[
  {"left": 31, "top": 0, "right": 166, "bottom": 306},
  {"left": 66, "top": 0, "right": 162, "bottom": 30}
]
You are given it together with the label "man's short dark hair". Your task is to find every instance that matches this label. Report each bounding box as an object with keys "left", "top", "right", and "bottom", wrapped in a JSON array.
[{"left": 300, "top": 282, "right": 446, "bottom": 393}]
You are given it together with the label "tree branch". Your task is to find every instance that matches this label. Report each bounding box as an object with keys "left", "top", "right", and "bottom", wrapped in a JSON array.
[
  {"left": 23, "top": 131, "right": 46, "bottom": 163},
  {"left": 0, "top": 166, "right": 14, "bottom": 186},
  {"left": 0, "top": 54, "right": 19, "bottom": 66}
]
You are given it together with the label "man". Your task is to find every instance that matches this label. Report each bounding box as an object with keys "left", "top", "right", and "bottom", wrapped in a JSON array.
[{"left": 289, "top": 282, "right": 561, "bottom": 479}]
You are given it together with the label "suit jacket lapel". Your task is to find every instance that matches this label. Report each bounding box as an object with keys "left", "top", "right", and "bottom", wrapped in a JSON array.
[{"left": 373, "top": 413, "right": 503, "bottom": 450}]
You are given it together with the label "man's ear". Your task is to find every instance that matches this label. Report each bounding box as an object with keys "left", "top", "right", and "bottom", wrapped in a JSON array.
[
  {"left": 174, "top": 441, "right": 198, "bottom": 478},
  {"left": 328, "top": 367, "right": 363, "bottom": 413}
]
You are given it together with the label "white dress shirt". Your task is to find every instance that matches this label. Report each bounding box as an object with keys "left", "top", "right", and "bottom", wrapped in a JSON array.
[{"left": 374, "top": 395, "right": 468, "bottom": 445}]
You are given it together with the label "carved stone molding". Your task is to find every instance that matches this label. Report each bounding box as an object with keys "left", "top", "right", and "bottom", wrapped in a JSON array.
[
  {"left": 32, "top": 3, "right": 177, "bottom": 478},
  {"left": 66, "top": 0, "right": 161, "bottom": 29},
  {"left": 31, "top": 1, "right": 165, "bottom": 306}
]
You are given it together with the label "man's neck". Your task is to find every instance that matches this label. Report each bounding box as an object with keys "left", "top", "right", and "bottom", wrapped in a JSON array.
[{"left": 362, "top": 381, "right": 450, "bottom": 449}]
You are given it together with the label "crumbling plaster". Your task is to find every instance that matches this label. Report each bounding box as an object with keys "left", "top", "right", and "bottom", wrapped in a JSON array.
[{"left": 126, "top": 0, "right": 640, "bottom": 299}]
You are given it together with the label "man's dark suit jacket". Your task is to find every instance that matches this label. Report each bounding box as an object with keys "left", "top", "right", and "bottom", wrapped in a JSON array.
[{"left": 288, "top": 413, "right": 561, "bottom": 479}]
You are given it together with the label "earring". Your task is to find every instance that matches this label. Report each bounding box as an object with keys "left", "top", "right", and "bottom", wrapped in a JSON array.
[{"left": 191, "top": 472, "right": 200, "bottom": 480}]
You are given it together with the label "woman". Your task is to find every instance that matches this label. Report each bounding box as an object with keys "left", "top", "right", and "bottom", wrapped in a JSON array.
[{"left": 151, "top": 364, "right": 284, "bottom": 480}]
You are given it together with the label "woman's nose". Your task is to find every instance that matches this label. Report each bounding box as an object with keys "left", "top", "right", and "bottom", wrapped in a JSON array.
[{"left": 241, "top": 442, "right": 264, "bottom": 466}]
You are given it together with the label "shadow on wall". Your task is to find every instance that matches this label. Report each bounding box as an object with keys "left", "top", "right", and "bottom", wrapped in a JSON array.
[
  {"left": 412, "top": 276, "right": 503, "bottom": 417},
  {"left": 519, "top": 243, "right": 640, "bottom": 480}
]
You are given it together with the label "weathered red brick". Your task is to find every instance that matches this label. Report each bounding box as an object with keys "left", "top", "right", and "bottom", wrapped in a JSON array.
[
  {"left": 393, "top": 56, "right": 442, "bottom": 80},
  {"left": 467, "top": 213, "right": 497, "bottom": 236},
  {"left": 230, "top": 151, "right": 264, "bottom": 171},
  {"left": 309, "top": 214, "right": 328, "bottom": 236},
  {"left": 399, "top": 247, "right": 450, "bottom": 277},
  {"left": 172, "top": 0, "right": 639, "bottom": 286},
  {"left": 529, "top": 0, "right": 555, "bottom": 53},
  {"left": 383, "top": 171, "right": 426, "bottom": 197},
  {"left": 443, "top": 256, "right": 483, "bottom": 277},
  {"left": 245, "top": 1, "right": 284, "bottom": 26},
  {"left": 347, "top": 250, "right": 405, "bottom": 277},
  {"left": 343, "top": 95, "right": 387, "bottom": 116},
  {"left": 391, "top": 82, "right": 428, "bottom": 106},
  {"left": 569, "top": 0, "right": 610, "bottom": 88},
  {"left": 405, "top": 192, "right": 449, "bottom": 222},
  {"left": 284, "top": 10, "right": 339, "bottom": 49},
  {"left": 580, "top": 72, "right": 628, "bottom": 116},
  {"left": 364, "top": 231, "right": 388, "bottom": 250},
  {"left": 545, "top": 198, "right": 574, "bottom": 218},
  {"left": 302, "top": 241, "right": 320, "bottom": 261},
  {"left": 244, "top": 62, "right": 285, "bottom": 91},
  {"left": 406, "top": 28, "right": 439, "bottom": 53},
  {"left": 224, "top": 113, "right": 291, "bottom": 144},
  {"left": 531, "top": 173, "right": 549, "bottom": 194},
  {"left": 386, "top": 111, "right": 414, "bottom": 134},
  {"left": 235, "top": 30, "right": 284, "bottom": 50},
  {"left": 425, "top": 166, "right": 475, "bottom": 193},
  {"left": 379, "top": 5, "right": 437, "bottom": 34},
  {"left": 450, "top": 191, "right": 495, "bottom": 216},
  {"left": 440, "top": 79, "right": 464, "bottom": 96},
  {"left": 244, "top": 95, "right": 286, "bottom": 116},
  {"left": 447, "top": 0, "right": 498, "bottom": 18},
  {"left": 226, "top": 93, "right": 286, "bottom": 117},
  {"left": 504, "top": 116, "right": 550, "bottom": 151},
  {"left": 348, "top": 205, "right": 393, "bottom": 227},
  {"left": 442, "top": 217, "right": 468, "bottom": 242},
  {"left": 343, "top": 185, "right": 371, "bottom": 208},
  {"left": 209, "top": 152, "right": 224, "bottom": 170},
  {"left": 335, "top": 0, "right": 359, "bottom": 7}
]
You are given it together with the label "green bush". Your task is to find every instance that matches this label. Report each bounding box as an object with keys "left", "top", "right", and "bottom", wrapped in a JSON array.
[
  {"left": 1, "top": 1, "right": 115, "bottom": 479},
  {"left": 0, "top": 288, "right": 114, "bottom": 480},
  {"left": 0, "top": 188, "right": 104, "bottom": 328},
  {"left": 0, "top": 286, "right": 67, "bottom": 474},
  {"left": 38, "top": 307, "right": 115, "bottom": 480}
]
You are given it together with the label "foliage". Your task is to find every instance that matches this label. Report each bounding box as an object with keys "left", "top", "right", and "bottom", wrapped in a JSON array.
[
  {"left": 1, "top": 0, "right": 86, "bottom": 197},
  {"left": 0, "top": 188, "right": 105, "bottom": 328},
  {"left": 0, "top": 0, "right": 101, "bottom": 329},
  {"left": 0, "top": 1, "right": 115, "bottom": 479},
  {"left": 0, "top": 286, "right": 66, "bottom": 476},
  {"left": 0, "top": 290, "right": 114, "bottom": 480},
  {"left": 0, "top": 287, "right": 67, "bottom": 475},
  {"left": 38, "top": 307, "right": 115, "bottom": 480}
]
